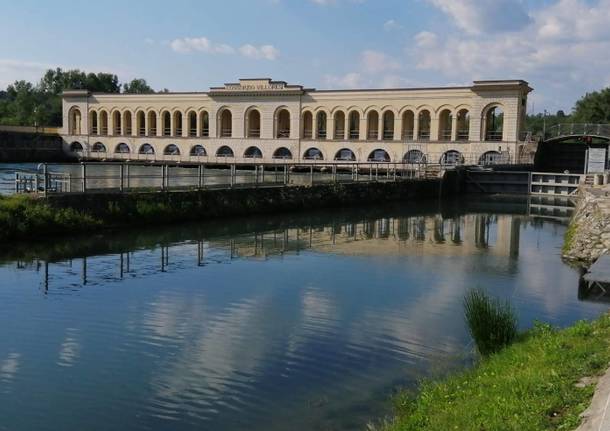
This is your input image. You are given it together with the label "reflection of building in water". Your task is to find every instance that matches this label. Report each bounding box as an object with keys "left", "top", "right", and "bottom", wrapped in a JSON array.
[{"left": 26, "top": 213, "right": 522, "bottom": 292}]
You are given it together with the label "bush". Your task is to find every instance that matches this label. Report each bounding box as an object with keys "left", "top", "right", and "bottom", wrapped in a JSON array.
[{"left": 463, "top": 288, "right": 518, "bottom": 356}]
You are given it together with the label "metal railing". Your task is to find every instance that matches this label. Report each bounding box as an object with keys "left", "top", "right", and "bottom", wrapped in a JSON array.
[
  {"left": 6, "top": 161, "right": 435, "bottom": 196},
  {"left": 547, "top": 123, "right": 610, "bottom": 138}
]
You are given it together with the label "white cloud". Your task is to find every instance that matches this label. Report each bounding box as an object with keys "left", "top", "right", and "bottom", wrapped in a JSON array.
[
  {"left": 360, "top": 50, "right": 400, "bottom": 74},
  {"left": 413, "top": 0, "right": 610, "bottom": 110},
  {"left": 383, "top": 19, "right": 401, "bottom": 31},
  {"left": 169, "top": 37, "right": 279, "bottom": 60},
  {"left": 323, "top": 72, "right": 363, "bottom": 88},
  {"left": 169, "top": 37, "right": 235, "bottom": 54},
  {"left": 239, "top": 44, "right": 280, "bottom": 60},
  {"left": 427, "top": 0, "right": 532, "bottom": 35}
]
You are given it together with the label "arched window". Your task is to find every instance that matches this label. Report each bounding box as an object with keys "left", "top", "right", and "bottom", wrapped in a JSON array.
[
  {"left": 200, "top": 111, "right": 210, "bottom": 137},
  {"left": 316, "top": 112, "right": 327, "bottom": 139},
  {"left": 457, "top": 109, "right": 470, "bottom": 141},
  {"left": 404, "top": 149, "right": 426, "bottom": 164},
  {"left": 163, "top": 144, "right": 180, "bottom": 156},
  {"left": 69, "top": 107, "right": 82, "bottom": 135},
  {"left": 244, "top": 146, "right": 263, "bottom": 158},
  {"left": 188, "top": 111, "right": 197, "bottom": 137},
  {"left": 335, "top": 148, "right": 356, "bottom": 161},
  {"left": 302, "top": 111, "right": 313, "bottom": 139},
  {"left": 219, "top": 109, "right": 232, "bottom": 138},
  {"left": 139, "top": 144, "right": 155, "bottom": 155},
  {"left": 216, "top": 145, "right": 234, "bottom": 157},
  {"left": 303, "top": 147, "right": 323, "bottom": 160},
  {"left": 115, "top": 143, "right": 130, "bottom": 154},
  {"left": 172, "top": 111, "right": 183, "bottom": 136},
  {"left": 136, "top": 111, "right": 145, "bottom": 136},
  {"left": 70, "top": 141, "right": 83, "bottom": 152},
  {"left": 112, "top": 111, "right": 121, "bottom": 135},
  {"left": 401, "top": 110, "right": 414, "bottom": 140},
  {"left": 273, "top": 147, "right": 292, "bottom": 159},
  {"left": 367, "top": 111, "right": 379, "bottom": 140},
  {"left": 479, "top": 151, "right": 504, "bottom": 165},
  {"left": 276, "top": 109, "right": 290, "bottom": 138},
  {"left": 161, "top": 111, "right": 171, "bottom": 136},
  {"left": 164, "top": 144, "right": 180, "bottom": 155},
  {"left": 89, "top": 111, "right": 98, "bottom": 135},
  {"left": 147, "top": 111, "right": 157, "bottom": 136},
  {"left": 484, "top": 106, "right": 504, "bottom": 141},
  {"left": 440, "top": 150, "right": 464, "bottom": 166},
  {"left": 99, "top": 111, "right": 109, "bottom": 135},
  {"left": 123, "top": 111, "right": 132, "bottom": 135},
  {"left": 334, "top": 111, "right": 346, "bottom": 139},
  {"left": 368, "top": 149, "right": 390, "bottom": 162},
  {"left": 438, "top": 109, "right": 452, "bottom": 141},
  {"left": 348, "top": 111, "right": 360, "bottom": 139},
  {"left": 190, "top": 145, "right": 207, "bottom": 157},
  {"left": 418, "top": 110, "right": 431, "bottom": 140},
  {"left": 382, "top": 111, "right": 394, "bottom": 140},
  {"left": 246, "top": 109, "right": 261, "bottom": 138},
  {"left": 92, "top": 142, "right": 106, "bottom": 153}
]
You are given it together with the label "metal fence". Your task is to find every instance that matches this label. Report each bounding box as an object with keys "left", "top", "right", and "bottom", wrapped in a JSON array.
[
  {"left": 547, "top": 123, "right": 610, "bottom": 138},
  {"left": 4, "top": 161, "right": 436, "bottom": 196}
]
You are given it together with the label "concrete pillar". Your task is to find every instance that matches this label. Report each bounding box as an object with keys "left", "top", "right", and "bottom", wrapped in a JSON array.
[
  {"left": 131, "top": 112, "right": 137, "bottom": 137},
  {"left": 393, "top": 115, "right": 401, "bottom": 141},
  {"left": 328, "top": 116, "right": 334, "bottom": 140},
  {"left": 430, "top": 116, "right": 439, "bottom": 142},
  {"left": 378, "top": 115, "right": 383, "bottom": 141},
  {"left": 196, "top": 112, "right": 202, "bottom": 137},
  {"left": 344, "top": 115, "right": 349, "bottom": 140},
  {"left": 290, "top": 112, "right": 299, "bottom": 140},
  {"left": 413, "top": 116, "right": 420, "bottom": 141},
  {"left": 312, "top": 114, "right": 318, "bottom": 140},
  {"left": 182, "top": 112, "right": 189, "bottom": 137},
  {"left": 157, "top": 113, "right": 163, "bottom": 137},
  {"left": 451, "top": 113, "right": 458, "bottom": 142},
  {"left": 209, "top": 111, "right": 217, "bottom": 138},
  {"left": 359, "top": 115, "right": 367, "bottom": 141}
]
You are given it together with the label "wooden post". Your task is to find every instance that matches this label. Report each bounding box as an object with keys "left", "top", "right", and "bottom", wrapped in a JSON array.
[{"left": 43, "top": 163, "right": 48, "bottom": 197}]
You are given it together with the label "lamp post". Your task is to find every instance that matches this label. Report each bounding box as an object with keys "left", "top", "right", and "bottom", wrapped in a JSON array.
[{"left": 542, "top": 109, "right": 548, "bottom": 138}]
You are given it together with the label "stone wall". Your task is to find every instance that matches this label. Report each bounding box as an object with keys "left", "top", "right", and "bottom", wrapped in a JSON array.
[
  {"left": 46, "top": 179, "right": 442, "bottom": 226},
  {"left": 562, "top": 187, "right": 610, "bottom": 264},
  {"left": 0, "top": 131, "right": 71, "bottom": 162}
]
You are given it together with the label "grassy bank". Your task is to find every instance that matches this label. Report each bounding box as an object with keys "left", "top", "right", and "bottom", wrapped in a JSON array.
[
  {"left": 0, "top": 194, "right": 101, "bottom": 240},
  {"left": 379, "top": 314, "right": 610, "bottom": 431}
]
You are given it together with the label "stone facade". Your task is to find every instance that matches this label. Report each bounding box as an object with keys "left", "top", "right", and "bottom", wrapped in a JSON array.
[{"left": 61, "top": 78, "right": 532, "bottom": 165}]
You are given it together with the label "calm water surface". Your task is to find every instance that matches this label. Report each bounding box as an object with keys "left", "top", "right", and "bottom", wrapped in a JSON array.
[{"left": 0, "top": 198, "right": 606, "bottom": 431}]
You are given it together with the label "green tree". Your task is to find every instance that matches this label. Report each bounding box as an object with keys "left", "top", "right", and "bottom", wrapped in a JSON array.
[
  {"left": 572, "top": 87, "right": 610, "bottom": 123},
  {"left": 123, "top": 78, "right": 155, "bottom": 94}
]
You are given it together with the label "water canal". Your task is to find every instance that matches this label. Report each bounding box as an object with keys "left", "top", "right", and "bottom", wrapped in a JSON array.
[{"left": 0, "top": 198, "right": 606, "bottom": 431}]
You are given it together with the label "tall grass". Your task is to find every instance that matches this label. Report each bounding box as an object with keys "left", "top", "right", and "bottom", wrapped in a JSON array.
[{"left": 463, "top": 288, "right": 517, "bottom": 356}]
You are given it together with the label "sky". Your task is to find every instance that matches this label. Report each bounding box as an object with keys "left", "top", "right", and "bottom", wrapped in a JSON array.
[{"left": 1, "top": 0, "right": 610, "bottom": 113}]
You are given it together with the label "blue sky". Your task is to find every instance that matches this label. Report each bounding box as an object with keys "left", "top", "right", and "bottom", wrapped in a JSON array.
[{"left": 1, "top": 0, "right": 610, "bottom": 113}]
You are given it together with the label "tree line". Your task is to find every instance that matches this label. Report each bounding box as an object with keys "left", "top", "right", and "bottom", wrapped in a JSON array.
[
  {"left": 2, "top": 68, "right": 610, "bottom": 133},
  {"left": 0, "top": 68, "right": 161, "bottom": 127}
]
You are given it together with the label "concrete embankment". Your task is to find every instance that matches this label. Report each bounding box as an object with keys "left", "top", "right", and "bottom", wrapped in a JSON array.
[
  {"left": 562, "top": 186, "right": 610, "bottom": 264},
  {"left": 45, "top": 178, "right": 446, "bottom": 227}
]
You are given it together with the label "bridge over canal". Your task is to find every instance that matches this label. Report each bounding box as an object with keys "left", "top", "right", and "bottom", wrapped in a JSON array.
[{"left": 536, "top": 123, "right": 610, "bottom": 174}]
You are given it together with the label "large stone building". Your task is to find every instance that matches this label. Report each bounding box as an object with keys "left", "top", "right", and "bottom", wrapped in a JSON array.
[{"left": 62, "top": 78, "right": 532, "bottom": 165}]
